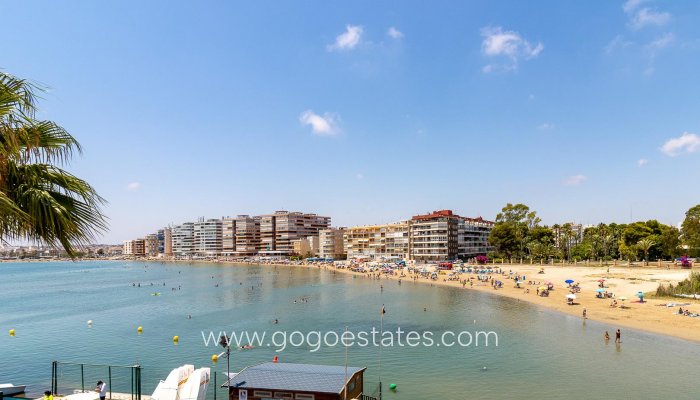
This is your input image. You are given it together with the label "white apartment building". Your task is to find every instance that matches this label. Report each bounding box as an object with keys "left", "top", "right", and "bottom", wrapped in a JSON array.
[
  {"left": 172, "top": 222, "right": 194, "bottom": 257},
  {"left": 193, "top": 218, "right": 223, "bottom": 257}
]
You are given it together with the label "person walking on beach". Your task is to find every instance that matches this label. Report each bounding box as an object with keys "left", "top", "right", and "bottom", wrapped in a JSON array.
[
  {"left": 582, "top": 308, "right": 587, "bottom": 319},
  {"left": 95, "top": 380, "right": 107, "bottom": 400},
  {"left": 615, "top": 329, "right": 621, "bottom": 343}
]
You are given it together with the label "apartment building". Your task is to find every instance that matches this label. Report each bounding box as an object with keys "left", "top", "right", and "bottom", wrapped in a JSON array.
[
  {"left": 410, "top": 210, "right": 460, "bottom": 262},
  {"left": 193, "top": 218, "right": 223, "bottom": 257},
  {"left": 344, "top": 222, "right": 410, "bottom": 260},
  {"left": 259, "top": 211, "right": 330, "bottom": 256},
  {"left": 123, "top": 239, "right": 145, "bottom": 256},
  {"left": 292, "top": 236, "right": 319, "bottom": 257},
  {"left": 222, "top": 217, "right": 236, "bottom": 255},
  {"left": 319, "top": 227, "right": 346, "bottom": 259},
  {"left": 144, "top": 233, "right": 159, "bottom": 257},
  {"left": 163, "top": 227, "right": 173, "bottom": 257},
  {"left": 458, "top": 217, "right": 494, "bottom": 258},
  {"left": 410, "top": 210, "right": 493, "bottom": 262},
  {"left": 234, "top": 215, "right": 261, "bottom": 256},
  {"left": 172, "top": 222, "right": 195, "bottom": 257}
]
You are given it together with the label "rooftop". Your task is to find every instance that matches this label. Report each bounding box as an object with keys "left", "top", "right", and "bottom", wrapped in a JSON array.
[{"left": 225, "top": 362, "right": 365, "bottom": 394}]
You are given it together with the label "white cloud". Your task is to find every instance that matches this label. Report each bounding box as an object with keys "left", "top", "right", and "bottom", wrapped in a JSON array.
[
  {"left": 660, "top": 132, "right": 700, "bottom": 156},
  {"left": 629, "top": 7, "right": 671, "bottom": 30},
  {"left": 637, "top": 158, "right": 648, "bottom": 166},
  {"left": 327, "top": 25, "right": 363, "bottom": 51},
  {"left": 127, "top": 182, "right": 141, "bottom": 191},
  {"left": 646, "top": 32, "right": 674, "bottom": 54},
  {"left": 623, "top": 0, "right": 647, "bottom": 14},
  {"left": 299, "top": 110, "right": 340, "bottom": 136},
  {"left": 387, "top": 27, "right": 404, "bottom": 39},
  {"left": 605, "top": 35, "right": 633, "bottom": 54},
  {"left": 537, "top": 122, "right": 555, "bottom": 130},
  {"left": 562, "top": 174, "right": 587, "bottom": 186},
  {"left": 480, "top": 26, "right": 543, "bottom": 72}
]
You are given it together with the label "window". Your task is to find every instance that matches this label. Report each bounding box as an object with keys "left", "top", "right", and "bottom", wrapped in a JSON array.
[
  {"left": 295, "top": 395, "right": 315, "bottom": 400},
  {"left": 273, "top": 393, "right": 293, "bottom": 399},
  {"left": 253, "top": 391, "right": 272, "bottom": 398}
]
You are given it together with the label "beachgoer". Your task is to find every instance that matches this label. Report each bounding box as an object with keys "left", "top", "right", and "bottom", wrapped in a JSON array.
[
  {"left": 95, "top": 381, "right": 107, "bottom": 400},
  {"left": 43, "top": 391, "right": 53, "bottom": 400},
  {"left": 604, "top": 331, "right": 610, "bottom": 341},
  {"left": 583, "top": 309, "right": 587, "bottom": 319},
  {"left": 615, "top": 329, "right": 621, "bottom": 343}
]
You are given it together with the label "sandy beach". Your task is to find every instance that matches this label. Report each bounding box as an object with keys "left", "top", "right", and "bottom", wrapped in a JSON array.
[
  {"left": 324, "top": 263, "right": 700, "bottom": 343},
  {"left": 223, "top": 260, "right": 699, "bottom": 343}
]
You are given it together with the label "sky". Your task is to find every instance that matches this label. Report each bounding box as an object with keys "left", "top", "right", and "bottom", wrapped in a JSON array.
[{"left": 2, "top": 0, "right": 700, "bottom": 243}]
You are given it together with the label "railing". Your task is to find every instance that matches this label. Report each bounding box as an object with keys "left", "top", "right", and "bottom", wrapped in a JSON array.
[{"left": 51, "top": 361, "right": 141, "bottom": 400}]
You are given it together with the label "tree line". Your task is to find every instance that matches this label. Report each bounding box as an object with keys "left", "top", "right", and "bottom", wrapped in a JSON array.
[{"left": 488, "top": 203, "right": 700, "bottom": 262}]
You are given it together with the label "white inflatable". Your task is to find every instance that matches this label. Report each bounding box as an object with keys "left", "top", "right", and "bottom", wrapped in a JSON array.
[
  {"left": 177, "top": 368, "right": 210, "bottom": 400},
  {"left": 151, "top": 365, "right": 194, "bottom": 400}
]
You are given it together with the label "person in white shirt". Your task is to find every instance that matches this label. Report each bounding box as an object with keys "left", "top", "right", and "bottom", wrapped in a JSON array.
[{"left": 95, "top": 380, "right": 107, "bottom": 400}]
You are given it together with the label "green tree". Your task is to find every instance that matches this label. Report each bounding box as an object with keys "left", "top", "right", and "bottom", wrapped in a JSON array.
[
  {"left": 491, "top": 203, "right": 541, "bottom": 258},
  {"left": 681, "top": 205, "right": 700, "bottom": 257},
  {"left": 488, "top": 223, "right": 519, "bottom": 258},
  {"left": 0, "top": 72, "right": 106, "bottom": 256},
  {"left": 636, "top": 237, "right": 656, "bottom": 265}
]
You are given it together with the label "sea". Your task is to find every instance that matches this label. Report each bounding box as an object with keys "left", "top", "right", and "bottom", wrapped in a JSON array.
[{"left": 1, "top": 261, "right": 698, "bottom": 399}]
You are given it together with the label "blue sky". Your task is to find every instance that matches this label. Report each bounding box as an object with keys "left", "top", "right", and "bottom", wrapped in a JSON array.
[{"left": 2, "top": 0, "right": 700, "bottom": 243}]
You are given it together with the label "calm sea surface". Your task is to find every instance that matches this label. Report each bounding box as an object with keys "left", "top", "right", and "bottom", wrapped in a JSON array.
[{"left": 1, "top": 261, "right": 698, "bottom": 399}]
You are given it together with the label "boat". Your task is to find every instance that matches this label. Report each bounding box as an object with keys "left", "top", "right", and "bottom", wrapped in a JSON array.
[
  {"left": 0, "top": 384, "right": 26, "bottom": 396},
  {"left": 151, "top": 365, "right": 194, "bottom": 400},
  {"left": 177, "top": 368, "right": 209, "bottom": 400}
]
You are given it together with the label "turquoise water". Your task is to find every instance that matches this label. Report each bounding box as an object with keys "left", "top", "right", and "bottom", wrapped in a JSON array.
[{"left": 1, "top": 261, "right": 699, "bottom": 399}]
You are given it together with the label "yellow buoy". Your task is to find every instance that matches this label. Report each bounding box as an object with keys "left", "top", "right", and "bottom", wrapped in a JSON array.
[
  {"left": 173, "top": 335, "right": 179, "bottom": 343},
  {"left": 137, "top": 326, "right": 143, "bottom": 334},
  {"left": 9, "top": 328, "right": 15, "bottom": 337},
  {"left": 211, "top": 354, "right": 218, "bottom": 363}
]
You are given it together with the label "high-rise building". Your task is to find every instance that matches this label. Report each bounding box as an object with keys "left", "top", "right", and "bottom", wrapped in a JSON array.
[
  {"left": 144, "top": 233, "right": 159, "bottom": 257},
  {"left": 164, "top": 227, "right": 173, "bottom": 257},
  {"left": 259, "top": 211, "right": 330, "bottom": 256},
  {"left": 410, "top": 210, "right": 493, "bottom": 262},
  {"left": 319, "top": 228, "right": 346, "bottom": 259},
  {"left": 193, "top": 218, "right": 223, "bottom": 257},
  {"left": 157, "top": 229, "right": 166, "bottom": 254},
  {"left": 222, "top": 217, "right": 236, "bottom": 256},
  {"left": 172, "top": 222, "right": 194, "bottom": 257},
  {"left": 344, "top": 222, "right": 410, "bottom": 260},
  {"left": 234, "top": 215, "right": 261, "bottom": 256}
]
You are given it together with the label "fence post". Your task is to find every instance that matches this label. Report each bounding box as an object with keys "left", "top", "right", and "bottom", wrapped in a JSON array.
[
  {"left": 136, "top": 365, "right": 141, "bottom": 400},
  {"left": 81, "top": 364, "right": 85, "bottom": 393},
  {"left": 52, "top": 361, "right": 57, "bottom": 395},
  {"left": 108, "top": 366, "right": 112, "bottom": 400},
  {"left": 213, "top": 371, "right": 217, "bottom": 400}
]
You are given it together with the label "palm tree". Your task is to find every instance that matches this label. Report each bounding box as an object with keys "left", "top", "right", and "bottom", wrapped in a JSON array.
[
  {"left": 0, "top": 71, "right": 106, "bottom": 256},
  {"left": 636, "top": 238, "right": 656, "bottom": 266}
]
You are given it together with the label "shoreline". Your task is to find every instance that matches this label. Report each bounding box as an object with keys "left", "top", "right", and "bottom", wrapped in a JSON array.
[
  {"left": 5, "top": 258, "right": 699, "bottom": 343},
  {"left": 222, "top": 260, "right": 700, "bottom": 344}
]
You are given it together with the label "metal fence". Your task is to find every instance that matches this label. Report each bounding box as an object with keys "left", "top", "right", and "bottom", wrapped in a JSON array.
[{"left": 51, "top": 361, "right": 142, "bottom": 400}]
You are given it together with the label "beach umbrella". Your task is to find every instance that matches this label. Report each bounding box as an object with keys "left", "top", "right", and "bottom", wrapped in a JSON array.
[
  {"left": 566, "top": 294, "right": 577, "bottom": 299},
  {"left": 538, "top": 286, "right": 547, "bottom": 291},
  {"left": 565, "top": 279, "right": 575, "bottom": 284},
  {"left": 597, "top": 279, "right": 606, "bottom": 282},
  {"left": 596, "top": 288, "right": 606, "bottom": 293}
]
